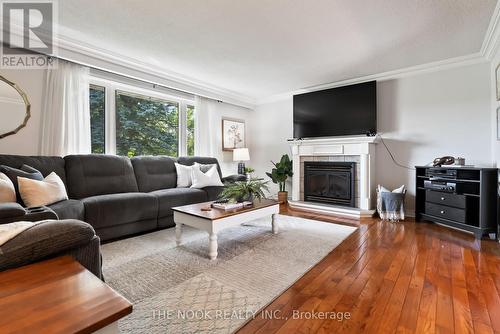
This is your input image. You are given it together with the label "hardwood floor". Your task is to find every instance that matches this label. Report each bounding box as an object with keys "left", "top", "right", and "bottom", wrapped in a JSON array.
[{"left": 237, "top": 206, "right": 500, "bottom": 334}]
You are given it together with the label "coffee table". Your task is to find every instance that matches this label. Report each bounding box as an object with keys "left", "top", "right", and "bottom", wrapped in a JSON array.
[{"left": 172, "top": 199, "right": 280, "bottom": 260}]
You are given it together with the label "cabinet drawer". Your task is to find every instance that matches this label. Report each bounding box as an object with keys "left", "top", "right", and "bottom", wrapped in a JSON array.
[
  {"left": 425, "top": 202, "right": 466, "bottom": 223},
  {"left": 426, "top": 191, "right": 466, "bottom": 209}
]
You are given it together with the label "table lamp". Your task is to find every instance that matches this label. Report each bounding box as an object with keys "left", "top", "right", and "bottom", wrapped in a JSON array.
[{"left": 233, "top": 148, "right": 250, "bottom": 175}]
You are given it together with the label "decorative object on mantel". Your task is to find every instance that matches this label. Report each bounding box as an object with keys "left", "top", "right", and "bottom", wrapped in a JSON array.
[
  {"left": 218, "top": 179, "right": 268, "bottom": 203},
  {"left": 233, "top": 147, "right": 250, "bottom": 174},
  {"left": 222, "top": 117, "right": 245, "bottom": 151},
  {"left": 0, "top": 75, "right": 31, "bottom": 139},
  {"left": 376, "top": 185, "right": 406, "bottom": 222},
  {"left": 266, "top": 154, "right": 293, "bottom": 204}
]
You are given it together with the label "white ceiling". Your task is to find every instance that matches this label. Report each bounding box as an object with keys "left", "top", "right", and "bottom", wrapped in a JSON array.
[{"left": 59, "top": 0, "right": 497, "bottom": 102}]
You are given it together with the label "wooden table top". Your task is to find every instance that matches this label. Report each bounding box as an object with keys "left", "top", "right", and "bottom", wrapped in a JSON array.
[
  {"left": 0, "top": 256, "right": 132, "bottom": 334},
  {"left": 172, "top": 199, "right": 279, "bottom": 220}
]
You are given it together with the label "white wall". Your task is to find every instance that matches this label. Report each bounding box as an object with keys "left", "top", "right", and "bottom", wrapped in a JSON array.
[
  {"left": 376, "top": 62, "right": 491, "bottom": 213},
  {"left": 0, "top": 69, "right": 46, "bottom": 155},
  {"left": 250, "top": 98, "right": 293, "bottom": 196},
  {"left": 251, "top": 62, "right": 493, "bottom": 213},
  {"left": 491, "top": 48, "right": 500, "bottom": 166}
]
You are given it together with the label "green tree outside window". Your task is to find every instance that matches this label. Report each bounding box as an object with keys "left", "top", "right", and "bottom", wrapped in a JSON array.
[{"left": 115, "top": 90, "right": 179, "bottom": 157}]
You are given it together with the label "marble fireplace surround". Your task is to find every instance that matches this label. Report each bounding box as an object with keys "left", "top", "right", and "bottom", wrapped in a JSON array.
[{"left": 289, "top": 136, "right": 379, "bottom": 218}]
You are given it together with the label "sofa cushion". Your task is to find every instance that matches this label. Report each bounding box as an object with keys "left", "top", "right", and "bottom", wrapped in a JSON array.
[
  {"left": 0, "top": 203, "right": 26, "bottom": 220},
  {"left": 131, "top": 156, "right": 177, "bottom": 192},
  {"left": 177, "top": 157, "right": 222, "bottom": 179},
  {"left": 151, "top": 188, "right": 207, "bottom": 217},
  {"left": 65, "top": 155, "right": 139, "bottom": 199},
  {"left": 82, "top": 192, "right": 158, "bottom": 229},
  {"left": 203, "top": 186, "right": 224, "bottom": 201},
  {"left": 49, "top": 199, "right": 85, "bottom": 221},
  {"left": 0, "top": 155, "right": 67, "bottom": 186}
]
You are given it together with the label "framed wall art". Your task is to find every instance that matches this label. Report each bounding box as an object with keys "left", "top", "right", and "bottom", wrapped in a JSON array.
[{"left": 222, "top": 118, "right": 245, "bottom": 151}]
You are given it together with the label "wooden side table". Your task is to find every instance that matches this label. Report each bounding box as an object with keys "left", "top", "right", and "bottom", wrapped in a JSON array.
[{"left": 0, "top": 256, "right": 132, "bottom": 334}]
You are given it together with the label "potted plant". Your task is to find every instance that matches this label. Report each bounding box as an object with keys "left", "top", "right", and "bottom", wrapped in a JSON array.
[
  {"left": 266, "top": 154, "right": 293, "bottom": 204},
  {"left": 244, "top": 166, "right": 255, "bottom": 180},
  {"left": 218, "top": 179, "right": 269, "bottom": 203}
]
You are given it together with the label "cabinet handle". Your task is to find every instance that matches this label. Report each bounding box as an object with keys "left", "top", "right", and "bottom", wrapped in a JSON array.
[
  {"left": 440, "top": 210, "right": 445, "bottom": 214},
  {"left": 441, "top": 197, "right": 445, "bottom": 201}
]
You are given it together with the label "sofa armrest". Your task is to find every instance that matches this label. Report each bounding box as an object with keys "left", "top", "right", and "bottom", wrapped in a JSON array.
[
  {"left": 0, "top": 204, "right": 58, "bottom": 224},
  {"left": 0, "top": 203, "right": 26, "bottom": 224},
  {"left": 0, "top": 219, "right": 101, "bottom": 278},
  {"left": 222, "top": 174, "right": 247, "bottom": 183}
]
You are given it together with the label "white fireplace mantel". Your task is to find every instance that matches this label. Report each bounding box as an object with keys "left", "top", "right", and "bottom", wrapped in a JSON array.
[{"left": 289, "top": 135, "right": 379, "bottom": 218}]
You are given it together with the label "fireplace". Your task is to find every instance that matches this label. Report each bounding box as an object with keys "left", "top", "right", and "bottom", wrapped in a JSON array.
[{"left": 303, "top": 161, "right": 355, "bottom": 207}]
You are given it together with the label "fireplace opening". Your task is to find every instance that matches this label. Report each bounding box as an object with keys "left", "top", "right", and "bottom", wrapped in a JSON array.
[{"left": 303, "top": 161, "right": 355, "bottom": 207}]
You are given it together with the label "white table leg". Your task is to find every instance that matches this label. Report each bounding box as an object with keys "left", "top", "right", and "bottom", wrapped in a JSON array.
[
  {"left": 272, "top": 214, "right": 278, "bottom": 234},
  {"left": 176, "top": 222, "right": 182, "bottom": 246},
  {"left": 208, "top": 232, "right": 218, "bottom": 260}
]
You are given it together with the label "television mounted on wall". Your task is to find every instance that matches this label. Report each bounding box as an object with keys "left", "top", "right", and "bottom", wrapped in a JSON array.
[{"left": 293, "top": 81, "right": 377, "bottom": 139}]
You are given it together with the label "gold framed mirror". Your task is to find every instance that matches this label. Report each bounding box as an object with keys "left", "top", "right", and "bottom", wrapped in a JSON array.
[{"left": 0, "top": 75, "right": 31, "bottom": 139}]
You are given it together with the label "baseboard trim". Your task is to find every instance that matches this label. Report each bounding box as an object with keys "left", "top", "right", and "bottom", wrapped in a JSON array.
[{"left": 288, "top": 200, "right": 375, "bottom": 219}]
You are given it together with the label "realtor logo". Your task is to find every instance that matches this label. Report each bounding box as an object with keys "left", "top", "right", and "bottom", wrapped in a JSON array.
[{"left": 1, "top": 0, "right": 57, "bottom": 68}]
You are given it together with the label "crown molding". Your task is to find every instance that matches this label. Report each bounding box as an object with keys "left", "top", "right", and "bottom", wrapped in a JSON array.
[
  {"left": 54, "top": 35, "right": 256, "bottom": 109},
  {"left": 257, "top": 5, "right": 500, "bottom": 105},
  {"left": 257, "top": 52, "right": 487, "bottom": 105},
  {"left": 481, "top": 0, "right": 500, "bottom": 60},
  {"left": 51, "top": 3, "right": 500, "bottom": 108}
]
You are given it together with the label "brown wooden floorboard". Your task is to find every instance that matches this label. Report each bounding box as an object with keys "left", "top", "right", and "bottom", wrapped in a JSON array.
[{"left": 236, "top": 205, "right": 500, "bottom": 334}]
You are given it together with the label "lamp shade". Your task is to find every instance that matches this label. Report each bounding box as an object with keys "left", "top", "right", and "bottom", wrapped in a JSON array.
[{"left": 233, "top": 148, "right": 250, "bottom": 161}]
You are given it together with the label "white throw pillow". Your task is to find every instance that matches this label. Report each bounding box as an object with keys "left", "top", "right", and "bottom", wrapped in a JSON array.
[
  {"left": 175, "top": 163, "right": 196, "bottom": 188},
  {"left": 378, "top": 184, "right": 405, "bottom": 193},
  {"left": 0, "top": 172, "right": 16, "bottom": 203},
  {"left": 18, "top": 172, "right": 68, "bottom": 208},
  {"left": 194, "top": 162, "right": 217, "bottom": 174},
  {"left": 191, "top": 165, "right": 224, "bottom": 188}
]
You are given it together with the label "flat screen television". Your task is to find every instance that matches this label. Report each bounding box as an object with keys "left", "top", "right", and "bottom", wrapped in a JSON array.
[{"left": 293, "top": 81, "right": 377, "bottom": 138}]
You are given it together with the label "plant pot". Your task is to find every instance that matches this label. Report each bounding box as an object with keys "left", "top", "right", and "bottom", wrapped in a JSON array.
[
  {"left": 278, "top": 191, "right": 288, "bottom": 204},
  {"left": 237, "top": 194, "right": 253, "bottom": 203}
]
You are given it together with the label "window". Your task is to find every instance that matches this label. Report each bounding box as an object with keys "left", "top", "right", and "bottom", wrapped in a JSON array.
[
  {"left": 89, "top": 79, "right": 195, "bottom": 157},
  {"left": 116, "top": 90, "right": 179, "bottom": 157},
  {"left": 186, "top": 104, "right": 195, "bottom": 156},
  {"left": 90, "top": 85, "right": 105, "bottom": 154}
]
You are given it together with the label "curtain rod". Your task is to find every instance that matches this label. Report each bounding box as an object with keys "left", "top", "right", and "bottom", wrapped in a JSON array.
[{"left": 46, "top": 55, "right": 222, "bottom": 103}]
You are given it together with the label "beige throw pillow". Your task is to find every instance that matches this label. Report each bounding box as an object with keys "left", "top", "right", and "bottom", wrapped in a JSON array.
[
  {"left": 0, "top": 172, "right": 16, "bottom": 203},
  {"left": 18, "top": 172, "right": 68, "bottom": 207}
]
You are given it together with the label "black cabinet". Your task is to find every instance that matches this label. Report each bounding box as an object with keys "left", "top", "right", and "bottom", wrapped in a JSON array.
[{"left": 415, "top": 166, "right": 497, "bottom": 239}]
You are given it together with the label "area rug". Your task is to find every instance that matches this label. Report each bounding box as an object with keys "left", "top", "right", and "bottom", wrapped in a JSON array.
[{"left": 101, "top": 214, "right": 357, "bottom": 334}]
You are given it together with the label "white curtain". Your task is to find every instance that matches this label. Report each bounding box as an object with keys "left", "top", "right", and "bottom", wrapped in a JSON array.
[
  {"left": 194, "top": 96, "right": 217, "bottom": 157},
  {"left": 40, "top": 60, "right": 91, "bottom": 156}
]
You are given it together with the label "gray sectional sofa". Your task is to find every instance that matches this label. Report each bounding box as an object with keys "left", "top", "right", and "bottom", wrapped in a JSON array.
[{"left": 0, "top": 154, "right": 239, "bottom": 241}]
